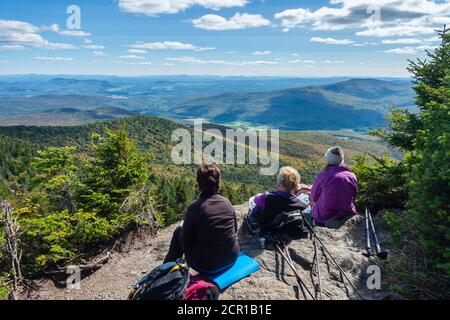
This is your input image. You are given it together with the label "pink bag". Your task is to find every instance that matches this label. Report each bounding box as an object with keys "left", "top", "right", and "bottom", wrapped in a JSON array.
[{"left": 184, "top": 275, "right": 220, "bottom": 300}]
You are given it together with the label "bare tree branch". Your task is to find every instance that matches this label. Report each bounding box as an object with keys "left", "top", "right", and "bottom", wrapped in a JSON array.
[{"left": 1, "top": 199, "right": 23, "bottom": 298}]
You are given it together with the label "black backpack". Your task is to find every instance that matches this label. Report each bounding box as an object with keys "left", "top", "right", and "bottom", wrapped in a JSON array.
[
  {"left": 245, "top": 206, "right": 309, "bottom": 243},
  {"left": 266, "top": 210, "right": 309, "bottom": 243},
  {"left": 128, "top": 259, "right": 190, "bottom": 300},
  {"left": 245, "top": 192, "right": 309, "bottom": 239}
]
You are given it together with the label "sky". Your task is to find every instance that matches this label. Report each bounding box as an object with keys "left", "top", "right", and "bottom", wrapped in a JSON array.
[{"left": 0, "top": 0, "right": 449, "bottom": 77}]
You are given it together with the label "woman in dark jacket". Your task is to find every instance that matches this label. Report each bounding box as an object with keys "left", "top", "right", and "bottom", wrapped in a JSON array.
[{"left": 164, "top": 164, "right": 240, "bottom": 274}]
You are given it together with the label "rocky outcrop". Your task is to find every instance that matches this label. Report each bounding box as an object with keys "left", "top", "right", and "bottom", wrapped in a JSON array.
[{"left": 19, "top": 203, "right": 392, "bottom": 300}]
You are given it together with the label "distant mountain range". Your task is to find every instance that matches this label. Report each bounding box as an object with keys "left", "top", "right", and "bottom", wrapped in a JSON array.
[
  {"left": 173, "top": 79, "right": 415, "bottom": 131},
  {"left": 0, "top": 77, "right": 415, "bottom": 131},
  {"left": 0, "top": 106, "right": 135, "bottom": 126}
]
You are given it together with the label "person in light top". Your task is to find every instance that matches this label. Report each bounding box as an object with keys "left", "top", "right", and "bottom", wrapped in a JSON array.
[{"left": 253, "top": 166, "right": 310, "bottom": 227}]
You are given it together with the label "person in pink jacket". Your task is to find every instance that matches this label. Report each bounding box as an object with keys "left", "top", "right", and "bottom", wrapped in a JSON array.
[{"left": 311, "top": 146, "right": 358, "bottom": 229}]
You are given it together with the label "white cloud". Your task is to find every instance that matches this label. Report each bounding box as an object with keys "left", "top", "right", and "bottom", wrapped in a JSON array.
[
  {"left": 274, "top": 8, "right": 313, "bottom": 30},
  {"left": 324, "top": 60, "right": 345, "bottom": 64},
  {"left": 42, "top": 23, "right": 91, "bottom": 37},
  {"left": 192, "top": 13, "right": 271, "bottom": 30},
  {"left": 0, "top": 19, "right": 77, "bottom": 51},
  {"left": 46, "top": 43, "right": 78, "bottom": 50},
  {"left": 384, "top": 47, "right": 418, "bottom": 54},
  {"left": 41, "top": 23, "right": 59, "bottom": 33},
  {"left": 118, "top": 0, "right": 247, "bottom": 16},
  {"left": 58, "top": 30, "right": 91, "bottom": 37},
  {"left": 34, "top": 56, "right": 73, "bottom": 62},
  {"left": 431, "top": 16, "right": 450, "bottom": 24},
  {"left": 0, "top": 44, "right": 26, "bottom": 51},
  {"left": 119, "top": 55, "right": 146, "bottom": 60},
  {"left": 93, "top": 51, "right": 108, "bottom": 57},
  {"left": 166, "top": 56, "right": 278, "bottom": 66},
  {"left": 382, "top": 38, "right": 422, "bottom": 44},
  {"left": 273, "top": 0, "right": 450, "bottom": 37},
  {"left": 289, "top": 59, "right": 316, "bottom": 64},
  {"left": 83, "top": 44, "right": 106, "bottom": 50},
  {"left": 0, "top": 20, "right": 39, "bottom": 33},
  {"left": 381, "top": 36, "right": 442, "bottom": 45},
  {"left": 310, "top": 37, "right": 354, "bottom": 45},
  {"left": 253, "top": 50, "right": 272, "bottom": 56},
  {"left": 356, "top": 25, "right": 436, "bottom": 37},
  {"left": 125, "top": 61, "right": 152, "bottom": 65},
  {"left": 416, "top": 45, "right": 438, "bottom": 50},
  {"left": 129, "top": 41, "right": 214, "bottom": 51},
  {"left": 128, "top": 49, "right": 147, "bottom": 54},
  {"left": 385, "top": 44, "right": 437, "bottom": 54}
]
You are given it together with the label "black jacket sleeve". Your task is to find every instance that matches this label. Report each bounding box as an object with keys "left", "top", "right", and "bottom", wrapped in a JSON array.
[{"left": 179, "top": 203, "right": 197, "bottom": 256}]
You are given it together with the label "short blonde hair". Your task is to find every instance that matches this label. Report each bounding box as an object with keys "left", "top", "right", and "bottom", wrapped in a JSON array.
[{"left": 277, "top": 166, "right": 301, "bottom": 192}]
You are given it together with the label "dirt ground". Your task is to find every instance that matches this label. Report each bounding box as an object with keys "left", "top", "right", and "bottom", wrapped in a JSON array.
[{"left": 18, "top": 204, "right": 392, "bottom": 300}]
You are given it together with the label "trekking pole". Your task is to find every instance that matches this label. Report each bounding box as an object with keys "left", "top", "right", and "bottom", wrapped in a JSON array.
[
  {"left": 282, "top": 244, "right": 316, "bottom": 301},
  {"left": 367, "top": 210, "right": 388, "bottom": 260},
  {"left": 300, "top": 211, "right": 365, "bottom": 300},
  {"left": 274, "top": 243, "right": 316, "bottom": 300},
  {"left": 365, "top": 208, "right": 372, "bottom": 258},
  {"left": 311, "top": 220, "right": 323, "bottom": 300}
]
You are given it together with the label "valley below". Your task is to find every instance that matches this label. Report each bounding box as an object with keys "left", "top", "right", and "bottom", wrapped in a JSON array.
[{"left": 0, "top": 76, "right": 414, "bottom": 132}]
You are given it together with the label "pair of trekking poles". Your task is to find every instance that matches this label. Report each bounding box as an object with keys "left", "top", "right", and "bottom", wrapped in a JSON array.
[
  {"left": 364, "top": 208, "right": 388, "bottom": 260},
  {"left": 272, "top": 210, "right": 364, "bottom": 300}
]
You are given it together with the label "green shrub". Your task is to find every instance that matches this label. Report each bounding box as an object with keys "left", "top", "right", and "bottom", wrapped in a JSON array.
[
  {"left": 353, "top": 154, "right": 408, "bottom": 213},
  {"left": 370, "top": 27, "right": 450, "bottom": 298},
  {"left": 0, "top": 277, "right": 8, "bottom": 300},
  {"left": 21, "top": 211, "right": 75, "bottom": 268},
  {"left": 72, "top": 211, "right": 117, "bottom": 245}
]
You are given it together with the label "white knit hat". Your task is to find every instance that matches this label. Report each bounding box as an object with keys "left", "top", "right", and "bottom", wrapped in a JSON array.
[{"left": 325, "top": 147, "right": 344, "bottom": 165}]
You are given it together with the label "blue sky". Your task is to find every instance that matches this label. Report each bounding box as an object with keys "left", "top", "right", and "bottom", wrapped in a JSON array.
[{"left": 0, "top": 0, "right": 448, "bottom": 77}]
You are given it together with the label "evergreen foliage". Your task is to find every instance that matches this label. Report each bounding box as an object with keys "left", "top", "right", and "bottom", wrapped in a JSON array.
[{"left": 354, "top": 27, "right": 450, "bottom": 298}]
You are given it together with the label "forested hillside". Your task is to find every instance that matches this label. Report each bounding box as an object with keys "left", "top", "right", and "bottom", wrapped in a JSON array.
[{"left": 0, "top": 115, "right": 390, "bottom": 296}]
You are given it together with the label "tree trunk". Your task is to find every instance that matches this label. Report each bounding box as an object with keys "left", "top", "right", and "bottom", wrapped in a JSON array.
[{"left": 1, "top": 199, "right": 23, "bottom": 294}]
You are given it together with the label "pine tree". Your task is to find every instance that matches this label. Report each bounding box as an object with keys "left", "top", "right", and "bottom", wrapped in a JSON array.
[
  {"left": 82, "top": 129, "right": 147, "bottom": 216},
  {"left": 373, "top": 27, "right": 450, "bottom": 296},
  {"left": 31, "top": 147, "right": 79, "bottom": 213}
]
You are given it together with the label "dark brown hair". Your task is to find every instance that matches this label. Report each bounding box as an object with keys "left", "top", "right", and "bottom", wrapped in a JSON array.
[{"left": 197, "top": 164, "right": 221, "bottom": 194}]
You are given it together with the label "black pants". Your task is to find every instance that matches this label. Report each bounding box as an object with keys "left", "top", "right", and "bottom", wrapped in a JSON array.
[
  {"left": 164, "top": 226, "right": 184, "bottom": 264},
  {"left": 164, "top": 226, "right": 238, "bottom": 275}
]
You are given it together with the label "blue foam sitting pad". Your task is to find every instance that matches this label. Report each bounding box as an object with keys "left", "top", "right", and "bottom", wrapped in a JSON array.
[{"left": 206, "top": 253, "right": 260, "bottom": 290}]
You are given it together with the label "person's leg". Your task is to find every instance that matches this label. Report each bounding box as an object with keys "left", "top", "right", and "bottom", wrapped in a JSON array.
[
  {"left": 324, "top": 215, "right": 353, "bottom": 229},
  {"left": 304, "top": 207, "right": 325, "bottom": 227},
  {"left": 163, "top": 226, "right": 184, "bottom": 263}
]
